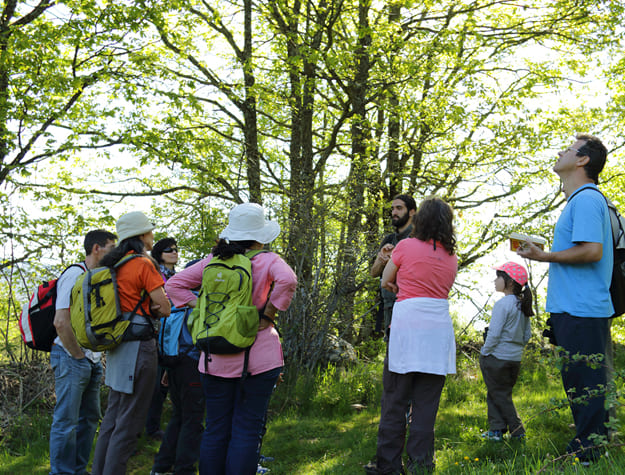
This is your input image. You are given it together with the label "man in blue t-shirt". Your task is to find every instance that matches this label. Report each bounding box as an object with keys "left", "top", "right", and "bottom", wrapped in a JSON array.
[{"left": 519, "top": 134, "right": 612, "bottom": 463}]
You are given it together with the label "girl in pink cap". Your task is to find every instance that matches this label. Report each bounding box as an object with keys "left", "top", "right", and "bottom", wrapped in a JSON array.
[{"left": 480, "top": 261, "right": 533, "bottom": 441}]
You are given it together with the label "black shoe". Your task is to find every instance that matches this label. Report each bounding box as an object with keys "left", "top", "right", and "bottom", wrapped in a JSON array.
[{"left": 364, "top": 459, "right": 404, "bottom": 475}]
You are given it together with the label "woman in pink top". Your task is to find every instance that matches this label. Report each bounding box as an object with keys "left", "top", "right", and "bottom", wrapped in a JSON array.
[
  {"left": 366, "top": 197, "right": 458, "bottom": 475},
  {"left": 165, "top": 203, "right": 297, "bottom": 475}
]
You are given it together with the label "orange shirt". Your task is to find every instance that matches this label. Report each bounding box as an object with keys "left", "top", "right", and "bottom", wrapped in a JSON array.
[{"left": 115, "top": 254, "right": 164, "bottom": 317}]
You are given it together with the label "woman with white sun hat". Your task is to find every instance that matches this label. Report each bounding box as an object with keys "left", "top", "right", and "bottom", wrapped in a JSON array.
[{"left": 165, "top": 203, "right": 297, "bottom": 475}]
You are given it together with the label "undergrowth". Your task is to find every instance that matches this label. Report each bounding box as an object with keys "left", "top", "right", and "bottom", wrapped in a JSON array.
[{"left": 0, "top": 336, "right": 623, "bottom": 474}]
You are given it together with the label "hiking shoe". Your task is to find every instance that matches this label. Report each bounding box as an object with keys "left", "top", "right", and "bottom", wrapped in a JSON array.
[
  {"left": 364, "top": 460, "right": 379, "bottom": 474},
  {"left": 481, "top": 430, "right": 503, "bottom": 441}
]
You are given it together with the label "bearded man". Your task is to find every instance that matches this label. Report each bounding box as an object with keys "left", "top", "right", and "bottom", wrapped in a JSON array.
[{"left": 371, "top": 194, "right": 417, "bottom": 336}]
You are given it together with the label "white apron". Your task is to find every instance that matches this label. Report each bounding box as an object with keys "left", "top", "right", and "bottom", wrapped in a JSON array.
[{"left": 388, "top": 297, "right": 456, "bottom": 375}]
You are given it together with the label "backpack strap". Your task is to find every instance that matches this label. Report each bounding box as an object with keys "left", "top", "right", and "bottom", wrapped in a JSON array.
[
  {"left": 241, "top": 250, "right": 270, "bottom": 387},
  {"left": 244, "top": 249, "right": 269, "bottom": 260},
  {"left": 569, "top": 186, "right": 619, "bottom": 248},
  {"left": 57, "top": 261, "right": 87, "bottom": 282}
]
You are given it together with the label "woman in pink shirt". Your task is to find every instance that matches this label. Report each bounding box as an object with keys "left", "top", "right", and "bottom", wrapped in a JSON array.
[
  {"left": 366, "top": 197, "right": 458, "bottom": 475},
  {"left": 165, "top": 203, "right": 297, "bottom": 475}
]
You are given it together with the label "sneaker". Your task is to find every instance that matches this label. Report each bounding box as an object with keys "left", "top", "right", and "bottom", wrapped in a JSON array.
[
  {"left": 257, "top": 464, "right": 271, "bottom": 474},
  {"left": 481, "top": 430, "right": 503, "bottom": 441},
  {"left": 364, "top": 460, "right": 379, "bottom": 474},
  {"left": 150, "top": 471, "right": 173, "bottom": 475},
  {"left": 510, "top": 433, "right": 526, "bottom": 440}
]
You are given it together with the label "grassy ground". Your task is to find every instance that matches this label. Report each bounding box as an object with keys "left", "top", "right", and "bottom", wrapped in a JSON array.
[
  {"left": 0, "top": 341, "right": 623, "bottom": 474},
  {"left": 258, "top": 344, "right": 625, "bottom": 474}
]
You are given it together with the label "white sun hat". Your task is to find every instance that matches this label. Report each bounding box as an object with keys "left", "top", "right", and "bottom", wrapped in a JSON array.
[
  {"left": 116, "top": 211, "right": 156, "bottom": 242},
  {"left": 219, "top": 203, "right": 280, "bottom": 244}
]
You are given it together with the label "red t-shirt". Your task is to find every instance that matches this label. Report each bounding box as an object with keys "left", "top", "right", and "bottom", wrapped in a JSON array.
[
  {"left": 115, "top": 254, "right": 165, "bottom": 316},
  {"left": 391, "top": 238, "right": 458, "bottom": 301}
]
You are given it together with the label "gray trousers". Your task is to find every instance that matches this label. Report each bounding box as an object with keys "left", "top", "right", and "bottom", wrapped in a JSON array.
[
  {"left": 92, "top": 339, "right": 158, "bottom": 475},
  {"left": 376, "top": 357, "right": 445, "bottom": 473},
  {"left": 479, "top": 354, "right": 524, "bottom": 436}
]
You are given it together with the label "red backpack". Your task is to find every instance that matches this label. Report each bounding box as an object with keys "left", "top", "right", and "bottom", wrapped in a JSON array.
[{"left": 19, "top": 263, "right": 87, "bottom": 351}]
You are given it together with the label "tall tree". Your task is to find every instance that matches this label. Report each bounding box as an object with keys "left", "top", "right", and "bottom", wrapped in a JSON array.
[{"left": 0, "top": 0, "right": 152, "bottom": 269}]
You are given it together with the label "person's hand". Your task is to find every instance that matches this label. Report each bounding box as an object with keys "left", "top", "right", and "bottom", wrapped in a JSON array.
[
  {"left": 258, "top": 315, "right": 274, "bottom": 331},
  {"left": 517, "top": 240, "right": 547, "bottom": 261},
  {"left": 378, "top": 243, "right": 394, "bottom": 262},
  {"left": 383, "top": 281, "right": 398, "bottom": 293},
  {"left": 161, "top": 370, "right": 169, "bottom": 387}
]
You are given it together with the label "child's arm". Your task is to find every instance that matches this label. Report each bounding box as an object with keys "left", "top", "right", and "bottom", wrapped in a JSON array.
[
  {"left": 523, "top": 317, "right": 531, "bottom": 345},
  {"left": 481, "top": 300, "right": 506, "bottom": 355}
]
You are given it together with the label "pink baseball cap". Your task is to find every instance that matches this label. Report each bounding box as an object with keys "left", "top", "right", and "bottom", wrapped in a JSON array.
[{"left": 494, "top": 261, "right": 528, "bottom": 286}]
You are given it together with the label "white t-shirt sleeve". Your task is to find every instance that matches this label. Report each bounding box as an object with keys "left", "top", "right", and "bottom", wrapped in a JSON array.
[{"left": 55, "top": 264, "right": 86, "bottom": 310}]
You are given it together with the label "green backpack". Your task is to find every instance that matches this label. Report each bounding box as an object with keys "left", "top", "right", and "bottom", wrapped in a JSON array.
[
  {"left": 187, "top": 250, "right": 267, "bottom": 357},
  {"left": 70, "top": 255, "right": 154, "bottom": 351}
]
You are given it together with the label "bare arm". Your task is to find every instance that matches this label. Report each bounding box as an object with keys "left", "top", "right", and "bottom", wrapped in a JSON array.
[
  {"left": 517, "top": 240, "right": 602, "bottom": 263},
  {"left": 258, "top": 301, "right": 279, "bottom": 331},
  {"left": 149, "top": 287, "right": 171, "bottom": 318},
  {"left": 370, "top": 243, "right": 395, "bottom": 277},
  {"left": 381, "top": 258, "right": 399, "bottom": 294},
  {"left": 54, "top": 309, "right": 85, "bottom": 359}
]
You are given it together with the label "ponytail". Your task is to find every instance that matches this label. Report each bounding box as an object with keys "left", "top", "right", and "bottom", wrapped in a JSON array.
[
  {"left": 518, "top": 284, "right": 534, "bottom": 317},
  {"left": 212, "top": 239, "right": 256, "bottom": 260},
  {"left": 100, "top": 236, "right": 146, "bottom": 267}
]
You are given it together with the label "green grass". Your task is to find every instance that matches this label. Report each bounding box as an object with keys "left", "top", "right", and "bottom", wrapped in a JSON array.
[
  {"left": 0, "top": 342, "right": 623, "bottom": 474},
  {"left": 257, "top": 344, "right": 625, "bottom": 474}
]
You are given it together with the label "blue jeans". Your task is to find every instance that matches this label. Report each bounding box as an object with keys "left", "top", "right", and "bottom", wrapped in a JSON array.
[
  {"left": 199, "top": 367, "right": 282, "bottom": 475},
  {"left": 49, "top": 344, "right": 102, "bottom": 475}
]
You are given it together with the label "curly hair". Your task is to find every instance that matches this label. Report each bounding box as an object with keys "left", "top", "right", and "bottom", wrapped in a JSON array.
[{"left": 410, "top": 196, "right": 456, "bottom": 255}]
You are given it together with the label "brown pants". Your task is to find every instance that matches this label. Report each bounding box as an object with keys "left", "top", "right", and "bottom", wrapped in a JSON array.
[
  {"left": 92, "top": 340, "right": 158, "bottom": 475},
  {"left": 479, "top": 354, "right": 524, "bottom": 436},
  {"left": 376, "top": 357, "right": 445, "bottom": 473}
]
